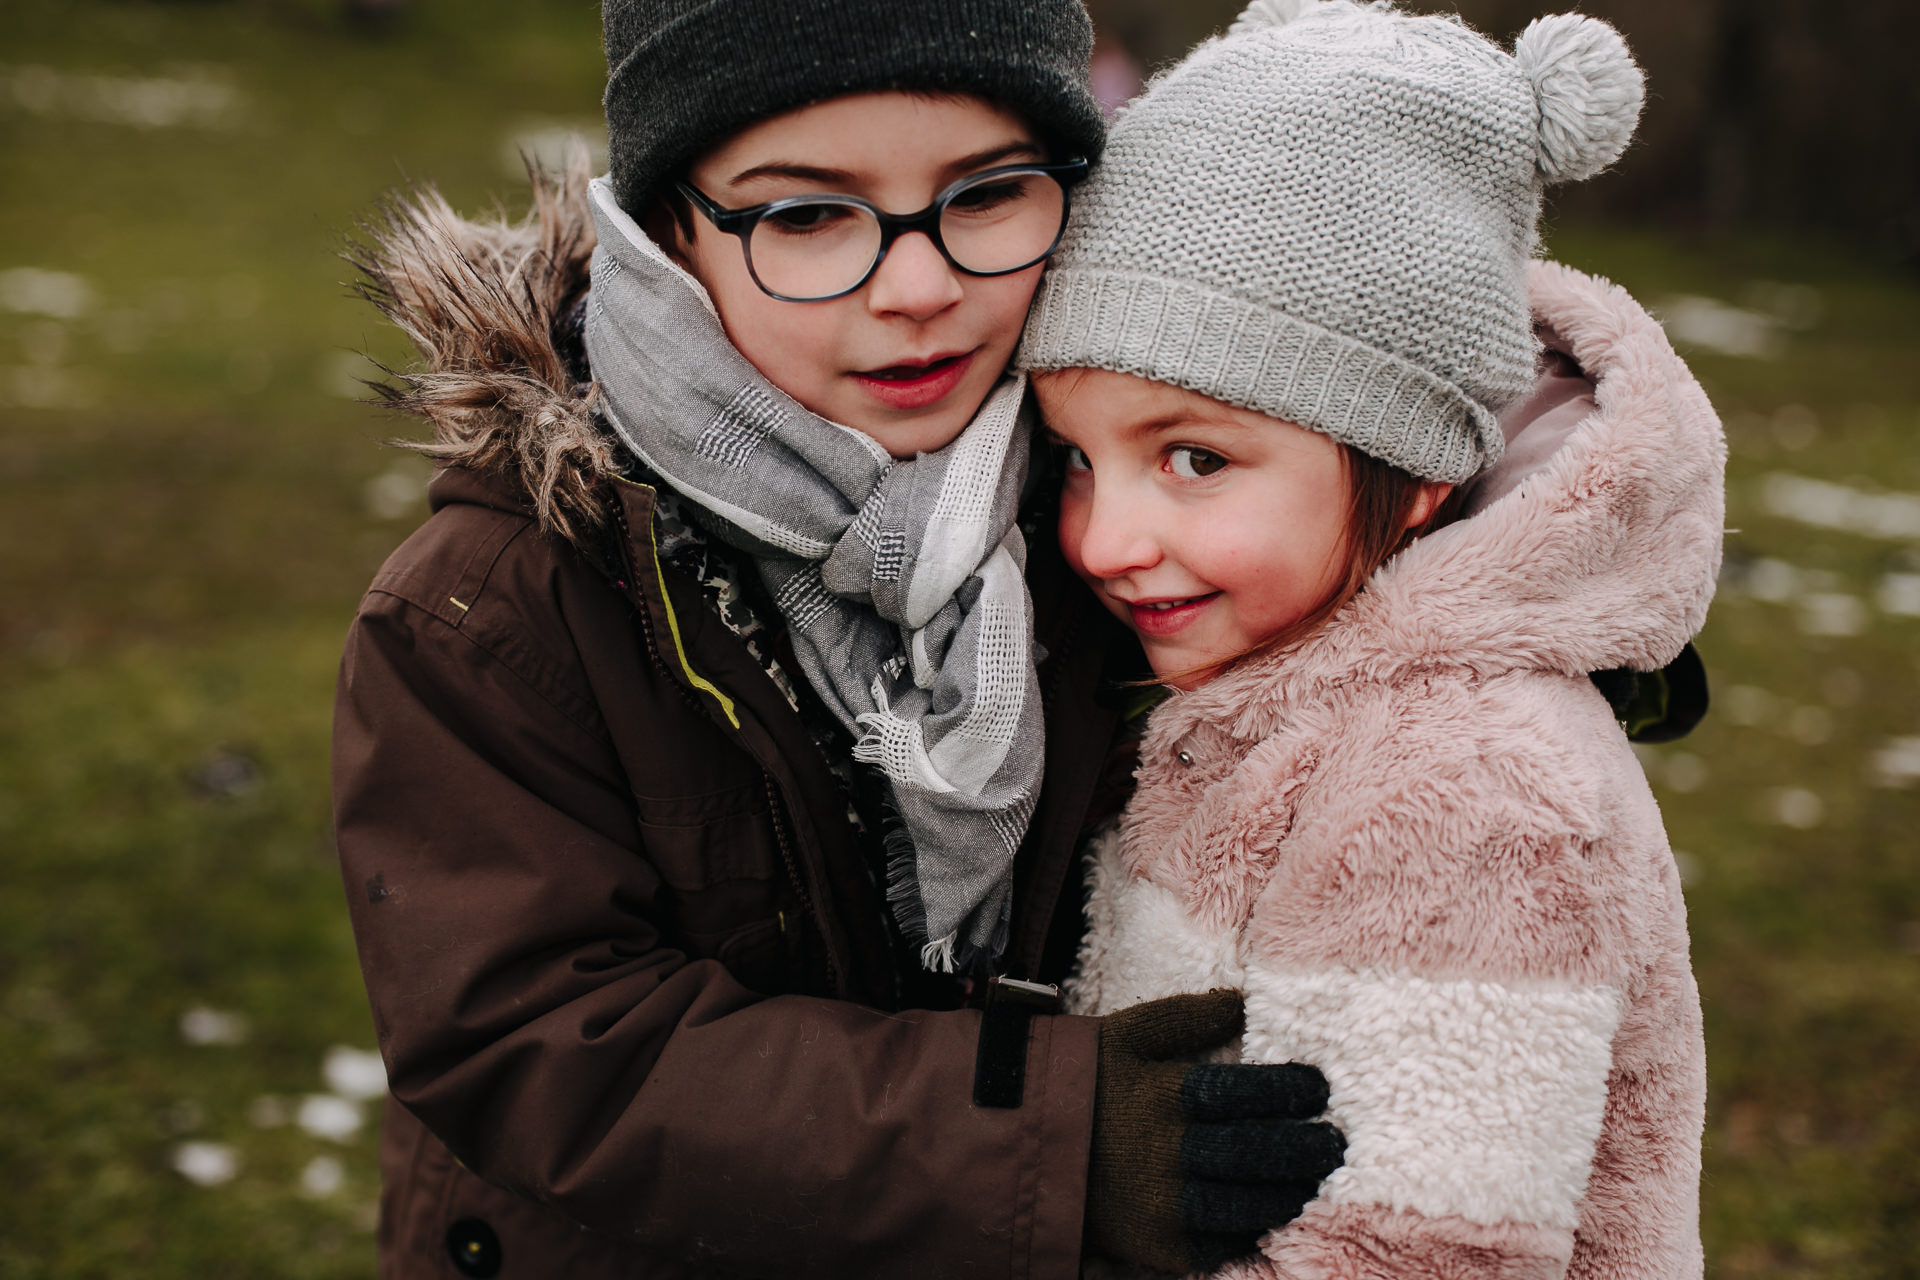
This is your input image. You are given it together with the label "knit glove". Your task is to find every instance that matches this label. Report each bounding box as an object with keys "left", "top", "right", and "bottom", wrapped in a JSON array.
[{"left": 1087, "top": 990, "right": 1344, "bottom": 1274}]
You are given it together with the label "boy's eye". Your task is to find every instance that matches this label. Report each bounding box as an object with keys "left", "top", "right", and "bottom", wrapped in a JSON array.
[
  {"left": 946, "top": 177, "right": 1029, "bottom": 216},
  {"left": 1168, "top": 446, "right": 1227, "bottom": 479},
  {"left": 762, "top": 202, "right": 858, "bottom": 234},
  {"left": 1060, "top": 444, "right": 1091, "bottom": 472}
]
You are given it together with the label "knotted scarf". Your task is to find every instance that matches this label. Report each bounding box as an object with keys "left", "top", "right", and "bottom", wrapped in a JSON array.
[{"left": 582, "top": 178, "right": 1044, "bottom": 971}]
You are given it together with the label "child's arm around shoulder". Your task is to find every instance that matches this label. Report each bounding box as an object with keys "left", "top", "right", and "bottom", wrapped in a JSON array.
[{"left": 1240, "top": 672, "right": 1669, "bottom": 1276}]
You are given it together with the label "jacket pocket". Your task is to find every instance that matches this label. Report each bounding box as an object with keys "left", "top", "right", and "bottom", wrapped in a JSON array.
[{"left": 633, "top": 781, "right": 782, "bottom": 889}]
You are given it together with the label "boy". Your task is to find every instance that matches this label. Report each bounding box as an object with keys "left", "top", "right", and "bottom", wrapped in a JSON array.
[{"left": 336, "top": 1, "right": 1349, "bottom": 1275}]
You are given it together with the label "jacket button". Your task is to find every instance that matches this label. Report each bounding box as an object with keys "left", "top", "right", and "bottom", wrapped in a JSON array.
[
  {"left": 1176, "top": 750, "right": 1195, "bottom": 767},
  {"left": 445, "top": 1218, "right": 502, "bottom": 1278}
]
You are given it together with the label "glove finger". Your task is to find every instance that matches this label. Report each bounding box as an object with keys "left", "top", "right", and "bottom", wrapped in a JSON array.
[
  {"left": 1188, "top": 1230, "right": 1266, "bottom": 1273},
  {"left": 1106, "top": 990, "right": 1245, "bottom": 1061},
  {"left": 1183, "top": 1120, "right": 1347, "bottom": 1182},
  {"left": 1183, "top": 1062, "right": 1331, "bottom": 1120},
  {"left": 1182, "top": 1177, "right": 1319, "bottom": 1235}
]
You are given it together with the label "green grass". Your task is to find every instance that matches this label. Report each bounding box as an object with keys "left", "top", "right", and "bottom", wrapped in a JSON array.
[{"left": 3, "top": 2, "right": 1918, "bottom": 1275}]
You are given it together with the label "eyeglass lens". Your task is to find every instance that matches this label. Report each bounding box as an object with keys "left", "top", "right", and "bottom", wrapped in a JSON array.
[{"left": 745, "top": 169, "right": 1068, "bottom": 301}]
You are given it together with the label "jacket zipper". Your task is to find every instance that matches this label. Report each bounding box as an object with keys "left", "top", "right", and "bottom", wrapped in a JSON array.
[
  {"left": 762, "top": 771, "right": 842, "bottom": 992},
  {"left": 610, "top": 478, "right": 846, "bottom": 992}
]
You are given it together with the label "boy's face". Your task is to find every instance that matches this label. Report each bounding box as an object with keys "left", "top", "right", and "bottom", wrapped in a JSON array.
[{"left": 666, "top": 92, "right": 1048, "bottom": 458}]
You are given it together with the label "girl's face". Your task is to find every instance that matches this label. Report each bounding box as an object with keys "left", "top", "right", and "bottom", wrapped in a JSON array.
[
  {"left": 667, "top": 92, "right": 1048, "bottom": 458},
  {"left": 1041, "top": 370, "right": 1430, "bottom": 690}
]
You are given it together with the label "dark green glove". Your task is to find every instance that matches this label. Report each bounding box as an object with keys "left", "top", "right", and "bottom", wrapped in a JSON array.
[{"left": 1087, "top": 990, "right": 1344, "bottom": 1274}]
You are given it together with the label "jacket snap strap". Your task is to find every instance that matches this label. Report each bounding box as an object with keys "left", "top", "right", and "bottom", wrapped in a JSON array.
[{"left": 973, "top": 976, "right": 1061, "bottom": 1108}]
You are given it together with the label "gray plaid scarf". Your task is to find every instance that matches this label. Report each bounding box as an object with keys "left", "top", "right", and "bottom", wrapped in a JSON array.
[{"left": 582, "top": 179, "right": 1044, "bottom": 972}]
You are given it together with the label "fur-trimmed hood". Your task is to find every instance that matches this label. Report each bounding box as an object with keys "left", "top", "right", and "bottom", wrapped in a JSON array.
[
  {"left": 349, "top": 150, "right": 615, "bottom": 547},
  {"left": 1147, "top": 259, "right": 1726, "bottom": 752}
]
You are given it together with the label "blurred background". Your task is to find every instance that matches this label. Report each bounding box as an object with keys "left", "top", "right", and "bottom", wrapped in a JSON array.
[{"left": 1, "top": 0, "right": 1915, "bottom": 1275}]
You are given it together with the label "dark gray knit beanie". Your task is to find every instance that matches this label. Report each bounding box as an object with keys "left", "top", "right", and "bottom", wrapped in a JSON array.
[{"left": 603, "top": 0, "right": 1107, "bottom": 215}]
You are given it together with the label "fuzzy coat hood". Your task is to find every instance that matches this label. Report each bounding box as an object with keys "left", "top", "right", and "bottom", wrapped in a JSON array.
[
  {"left": 1072, "top": 263, "right": 1718, "bottom": 1279},
  {"left": 349, "top": 151, "right": 616, "bottom": 549}
]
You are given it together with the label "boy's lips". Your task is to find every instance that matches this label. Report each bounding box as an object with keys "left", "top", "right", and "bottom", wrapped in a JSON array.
[
  {"left": 850, "top": 350, "right": 975, "bottom": 411},
  {"left": 1119, "top": 592, "right": 1221, "bottom": 638}
]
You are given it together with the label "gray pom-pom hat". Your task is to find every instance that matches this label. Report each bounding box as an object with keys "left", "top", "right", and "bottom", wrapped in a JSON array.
[{"left": 1019, "top": 0, "right": 1644, "bottom": 484}]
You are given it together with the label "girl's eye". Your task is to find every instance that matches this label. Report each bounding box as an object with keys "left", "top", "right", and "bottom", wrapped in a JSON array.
[
  {"left": 1060, "top": 444, "right": 1091, "bottom": 472},
  {"left": 1168, "top": 446, "right": 1227, "bottom": 479}
]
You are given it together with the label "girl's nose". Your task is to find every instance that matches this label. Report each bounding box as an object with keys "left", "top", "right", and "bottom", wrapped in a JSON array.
[
  {"left": 864, "top": 231, "right": 964, "bottom": 321},
  {"left": 1072, "top": 482, "right": 1162, "bottom": 581}
]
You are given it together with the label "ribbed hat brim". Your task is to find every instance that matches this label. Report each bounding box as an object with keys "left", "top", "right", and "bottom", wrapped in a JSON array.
[{"left": 1020, "top": 266, "right": 1503, "bottom": 484}]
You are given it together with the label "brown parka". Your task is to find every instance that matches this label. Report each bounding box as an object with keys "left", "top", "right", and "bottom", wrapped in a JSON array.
[{"left": 332, "top": 162, "right": 1139, "bottom": 1279}]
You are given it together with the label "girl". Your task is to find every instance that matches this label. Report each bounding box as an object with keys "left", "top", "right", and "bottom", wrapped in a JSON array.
[{"left": 1024, "top": 1, "right": 1720, "bottom": 1275}]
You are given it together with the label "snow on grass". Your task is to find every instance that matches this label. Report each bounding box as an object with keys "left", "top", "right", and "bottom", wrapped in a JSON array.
[
  {"left": 1761, "top": 473, "right": 1920, "bottom": 542},
  {"left": 322, "top": 1046, "right": 387, "bottom": 1101},
  {"left": 1768, "top": 787, "right": 1826, "bottom": 829},
  {"left": 0, "top": 64, "right": 247, "bottom": 130},
  {"left": 300, "top": 1155, "right": 345, "bottom": 1198},
  {"left": 1872, "top": 738, "right": 1920, "bottom": 789},
  {"left": 296, "top": 1095, "right": 363, "bottom": 1142},
  {"left": 171, "top": 1142, "right": 239, "bottom": 1187},
  {"left": 178, "top": 1006, "right": 248, "bottom": 1046}
]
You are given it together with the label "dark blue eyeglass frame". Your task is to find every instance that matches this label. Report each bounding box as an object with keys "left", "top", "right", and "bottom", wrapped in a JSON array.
[{"left": 673, "top": 157, "right": 1091, "bottom": 302}]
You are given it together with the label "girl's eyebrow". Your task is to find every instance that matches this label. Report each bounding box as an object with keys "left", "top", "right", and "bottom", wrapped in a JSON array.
[
  {"left": 727, "top": 139, "right": 1044, "bottom": 194},
  {"left": 1134, "top": 412, "right": 1254, "bottom": 437}
]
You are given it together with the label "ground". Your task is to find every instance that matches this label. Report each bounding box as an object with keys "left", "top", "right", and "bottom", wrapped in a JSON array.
[{"left": 1, "top": 1, "right": 1917, "bottom": 1275}]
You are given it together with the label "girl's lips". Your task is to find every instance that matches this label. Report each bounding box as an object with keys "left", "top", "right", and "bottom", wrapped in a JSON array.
[
  {"left": 1124, "top": 593, "right": 1220, "bottom": 638},
  {"left": 850, "top": 350, "right": 975, "bottom": 411}
]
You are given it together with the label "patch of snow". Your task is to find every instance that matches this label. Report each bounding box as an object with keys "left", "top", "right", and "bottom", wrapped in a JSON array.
[
  {"left": 364, "top": 463, "right": 428, "bottom": 522},
  {"left": 1872, "top": 737, "right": 1920, "bottom": 789},
  {"left": 179, "top": 1006, "right": 249, "bottom": 1046},
  {"left": 1767, "top": 787, "right": 1825, "bottom": 830},
  {"left": 499, "top": 118, "right": 607, "bottom": 179},
  {"left": 297, "top": 1094, "right": 363, "bottom": 1142},
  {"left": 301, "top": 1155, "right": 346, "bottom": 1198},
  {"left": 0, "top": 267, "right": 93, "bottom": 318},
  {"left": 0, "top": 63, "right": 246, "bottom": 130},
  {"left": 1762, "top": 473, "right": 1920, "bottom": 542},
  {"left": 172, "top": 1141, "right": 239, "bottom": 1187},
  {"left": 1879, "top": 573, "right": 1920, "bottom": 617},
  {"left": 1798, "top": 592, "right": 1867, "bottom": 637},
  {"left": 323, "top": 1046, "right": 388, "bottom": 1101},
  {"left": 1656, "top": 295, "right": 1782, "bottom": 359}
]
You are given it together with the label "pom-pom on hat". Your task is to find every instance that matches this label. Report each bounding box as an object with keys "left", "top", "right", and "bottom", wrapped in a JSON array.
[{"left": 1020, "top": 0, "right": 1644, "bottom": 483}]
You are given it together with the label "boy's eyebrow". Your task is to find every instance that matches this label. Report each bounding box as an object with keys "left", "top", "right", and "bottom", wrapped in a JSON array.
[
  {"left": 725, "top": 139, "right": 1046, "bottom": 195},
  {"left": 941, "top": 140, "right": 1048, "bottom": 176}
]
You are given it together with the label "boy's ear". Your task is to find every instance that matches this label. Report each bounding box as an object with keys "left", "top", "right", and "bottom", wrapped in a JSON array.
[{"left": 642, "top": 197, "right": 695, "bottom": 269}]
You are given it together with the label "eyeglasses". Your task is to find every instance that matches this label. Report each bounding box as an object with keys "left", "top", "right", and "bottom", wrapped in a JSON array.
[{"left": 674, "top": 159, "right": 1090, "bottom": 303}]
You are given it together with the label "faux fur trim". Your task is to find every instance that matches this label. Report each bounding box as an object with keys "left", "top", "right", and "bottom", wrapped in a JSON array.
[{"left": 346, "top": 145, "right": 616, "bottom": 548}]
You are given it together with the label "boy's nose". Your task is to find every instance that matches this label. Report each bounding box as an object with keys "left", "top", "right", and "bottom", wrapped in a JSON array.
[{"left": 864, "top": 231, "right": 964, "bottom": 320}]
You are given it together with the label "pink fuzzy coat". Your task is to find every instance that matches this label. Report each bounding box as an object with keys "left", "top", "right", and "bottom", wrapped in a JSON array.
[{"left": 1068, "top": 262, "right": 1723, "bottom": 1279}]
